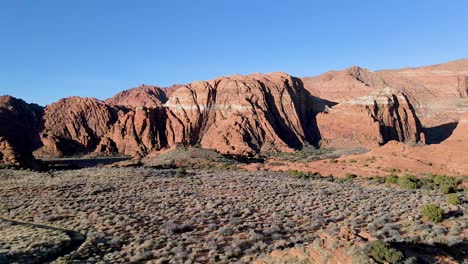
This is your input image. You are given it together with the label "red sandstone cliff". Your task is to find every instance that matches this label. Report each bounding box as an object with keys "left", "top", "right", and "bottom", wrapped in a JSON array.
[
  {"left": 316, "top": 88, "right": 422, "bottom": 148},
  {"left": 96, "top": 72, "right": 316, "bottom": 157},
  {"left": 2, "top": 59, "right": 466, "bottom": 161},
  {"left": 35, "top": 97, "right": 123, "bottom": 157}
]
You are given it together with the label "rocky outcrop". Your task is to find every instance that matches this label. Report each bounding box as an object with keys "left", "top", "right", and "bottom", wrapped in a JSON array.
[
  {"left": 378, "top": 59, "right": 468, "bottom": 127},
  {"left": 0, "top": 137, "right": 27, "bottom": 166},
  {"left": 0, "top": 96, "right": 43, "bottom": 167},
  {"left": 316, "top": 88, "right": 422, "bottom": 148},
  {"left": 95, "top": 106, "right": 173, "bottom": 157},
  {"left": 161, "top": 72, "right": 315, "bottom": 156},
  {"left": 35, "top": 97, "right": 122, "bottom": 157},
  {"left": 105, "top": 85, "right": 170, "bottom": 107},
  {"left": 0, "top": 96, "right": 43, "bottom": 153},
  {"left": 96, "top": 72, "right": 316, "bottom": 157}
]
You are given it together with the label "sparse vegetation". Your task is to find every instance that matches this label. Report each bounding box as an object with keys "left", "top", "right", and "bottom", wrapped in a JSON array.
[
  {"left": 385, "top": 174, "right": 398, "bottom": 184},
  {"left": 175, "top": 167, "right": 188, "bottom": 177},
  {"left": 421, "top": 204, "right": 444, "bottom": 223},
  {"left": 446, "top": 193, "right": 460, "bottom": 205},
  {"left": 0, "top": 167, "right": 465, "bottom": 262},
  {"left": 397, "top": 174, "right": 419, "bottom": 189},
  {"left": 366, "top": 240, "right": 404, "bottom": 264}
]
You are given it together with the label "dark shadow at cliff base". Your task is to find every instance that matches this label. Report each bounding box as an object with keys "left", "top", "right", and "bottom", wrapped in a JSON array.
[
  {"left": 423, "top": 122, "right": 458, "bottom": 144},
  {"left": 389, "top": 241, "right": 467, "bottom": 263},
  {"left": 40, "top": 157, "right": 130, "bottom": 170}
]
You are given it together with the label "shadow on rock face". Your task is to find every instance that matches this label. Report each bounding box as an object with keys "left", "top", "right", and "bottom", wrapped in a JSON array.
[
  {"left": 423, "top": 122, "right": 458, "bottom": 144},
  {"left": 389, "top": 240, "right": 467, "bottom": 263}
]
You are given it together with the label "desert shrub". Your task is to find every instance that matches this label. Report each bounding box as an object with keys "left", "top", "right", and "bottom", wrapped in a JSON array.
[
  {"left": 287, "top": 170, "right": 320, "bottom": 180},
  {"left": 421, "top": 204, "right": 443, "bottom": 223},
  {"left": 446, "top": 193, "right": 460, "bottom": 205},
  {"left": 385, "top": 175, "right": 398, "bottom": 184},
  {"left": 439, "top": 183, "right": 454, "bottom": 194},
  {"left": 345, "top": 173, "right": 357, "bottom": 180},
  {"left": 366, "top": 240, "right": 404, "bottom": 264},
  {"left": 397, "top": 175, "right": 418, "bottom": 189},
  {"left": 176, "top": 168, "right": 188, "bottom": 178},
  {"left": 434, "top": 175, "right": 460, "bottom": 187},
  {"left": 372, "top": 176, "right": 385, "bottom": 184},
  {"left": 420, "top": 177, "right": 436, "bottom": 190}
]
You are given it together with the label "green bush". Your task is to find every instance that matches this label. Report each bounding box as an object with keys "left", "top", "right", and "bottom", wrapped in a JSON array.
[
  {"left": 421, "top": 204, "right": 443, "bottom": 223},
  {"left": 397, "top": 175, "right": 418, "bottom": 189},
  {"left": 366, "top": 240, "right": 404, "bottom": 264},
  {"left": 446, "top": 193, "right": 460, "bottom": 205},
  {"left": 385, "top": 175, "right": 398, "bottom": 184},
  {"left": 420, "top": 177, "right": 436, "bottom": 190},
  {"left": 439, "top": 183, "right": 454, "bottom": 194},
  {"left": 287, "top": 170, "right": 319, "bottom": 180}
]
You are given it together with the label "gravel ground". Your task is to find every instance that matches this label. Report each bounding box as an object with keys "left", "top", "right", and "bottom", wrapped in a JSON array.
[{"left": 0, "top": 168, "right": 465, "bottom": 263}]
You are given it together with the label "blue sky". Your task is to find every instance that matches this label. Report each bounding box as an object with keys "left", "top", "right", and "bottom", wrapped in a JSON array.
[{"left": 1, "top": 0, "right": 467, "bottom": 106}]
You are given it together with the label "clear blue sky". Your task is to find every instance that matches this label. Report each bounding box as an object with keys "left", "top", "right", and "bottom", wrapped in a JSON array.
[{"left": 1, "top": 0, "right": 467, "bottom": 106}]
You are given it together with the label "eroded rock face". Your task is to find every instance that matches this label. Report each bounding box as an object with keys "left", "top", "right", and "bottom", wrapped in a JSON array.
[
  {"left": 377, "top": 59, "right": 468, "bottom": 127},
  {"left": 0, "top": 96, "right": 43, "bottom": 167},
  {"left": 0, "top": 137, "right": 27, "bottom": 166},
  {"left": 316, "top": 88, "right": 422, "bottom": 148},
  {"left": 96, "top": 73, "right": 316, "bottom": 157},
  {"left": 36, "top": 97, "right": 122, "bottom": 157},
  {"left": 96, "top": 106, "right": 174, "bottom": 157},
  {"left": 163, "top": 72, "right": 315, "bottom": 156},
  {"left": 0, "top": 96, "right": 43, "bottom": 153}
]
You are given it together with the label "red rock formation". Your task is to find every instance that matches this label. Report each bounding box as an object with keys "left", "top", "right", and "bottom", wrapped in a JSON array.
[
  {"left": 377, "top": 59, "right": 468, "bottom": 127},
  {"left": 105, "top": 84, "right": 170, "bottom": 107},
  {"left": 301, "top": 66, "right": 387, "bottom": 103},
  {"left": 0, "top": 96, "right": 43, "bottom": 153},
  {"left": 0, "top": 137, "right": 24, "bottom": 166},
  {"left": 4, "top": 59, "right": 465, "bottom": 159},
  {"left": 96, "top": 72, "right": 316, "bottom": 157},
  {"left": 95, "top": 106, "right": 173, "bottom": 157},
  {"left": 316, "top": 88, "right": 422, "bottom": 148},
  {"left": 161, "top": 72, "right": 315, "bottom": 156},
  {"left": 36, "top": 97, "right": 122, "bottom": 157},
  {"left": 0, "top": 96, "right": 43, "bottom": 167}
]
